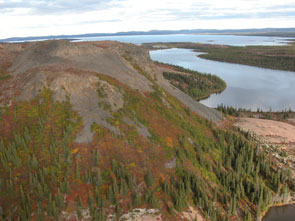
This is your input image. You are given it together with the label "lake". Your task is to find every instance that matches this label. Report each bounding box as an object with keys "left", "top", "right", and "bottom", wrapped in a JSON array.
[
  {"left": 150, "top": 48, "right": 295, "bottom": 111},
  {"left": 263, "top": 204, "right": 295, "bottom": 221},
  {"left": 74, "top": 34, "right": 292, "bottom": 46}
]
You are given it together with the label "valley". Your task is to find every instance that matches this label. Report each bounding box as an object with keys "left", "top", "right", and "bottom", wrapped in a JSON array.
[
  {"left": 0, "top": 39, "right": 294, "bottom": 221},
  {"left": 1, "top": 0, "right": 295, "bottom": 219}
]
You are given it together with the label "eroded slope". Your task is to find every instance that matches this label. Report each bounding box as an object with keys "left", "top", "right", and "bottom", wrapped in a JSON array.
[
  {"left": 2, "top": 40, "right": 288, "bottom": 221},
  {"left": 0, "top": 40, "right": 222, "bottom": 144}
]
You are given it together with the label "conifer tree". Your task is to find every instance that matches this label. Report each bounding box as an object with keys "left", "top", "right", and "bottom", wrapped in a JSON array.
[{"left": 144, "top": 170, "right": 154, "bottom": 188}]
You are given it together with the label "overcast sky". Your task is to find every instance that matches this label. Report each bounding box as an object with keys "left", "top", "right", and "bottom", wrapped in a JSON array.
[{"left": 0, "top": 0, "right": 295, "bottom": 39}]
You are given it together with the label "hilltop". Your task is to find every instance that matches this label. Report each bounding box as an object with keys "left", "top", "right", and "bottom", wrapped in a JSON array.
[{"left": 0, "top": 40, "right": 293, "bottom": 220}]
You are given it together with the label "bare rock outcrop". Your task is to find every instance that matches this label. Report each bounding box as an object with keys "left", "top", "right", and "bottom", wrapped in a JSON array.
[
  {"left": 4, "top": 40, "right": 155, "bottom": 143},
  {"left": 19, "top": 71, "right": 124, "bottom": 143},
  {"left": 8, "top": 40, "right": 153, "bottom": 93},
  {"left": 0, "top": 40, "right": 222, "bottom": 143}
]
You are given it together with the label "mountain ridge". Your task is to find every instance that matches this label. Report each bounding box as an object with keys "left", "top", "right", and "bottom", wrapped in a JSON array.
[
  {"left": 0, "top": 40, "right": 222, "bottom": 144},
  {"left": 0, "top": 40, "right": 293, "bottom": 220},
  {"left": 1, "top": 27, "right": 295, "bottom": 42}
]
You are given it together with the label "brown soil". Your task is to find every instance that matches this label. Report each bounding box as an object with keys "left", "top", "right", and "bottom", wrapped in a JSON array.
[
  {"left": 181, "top": 206, "right": 205, "bottom": 221},
  {"left": 235, "top": 117, "right": 295, "bottom": 155}
]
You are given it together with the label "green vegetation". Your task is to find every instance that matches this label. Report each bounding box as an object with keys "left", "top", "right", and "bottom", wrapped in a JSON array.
[
  {"left": 217, "top": 104, "right": 295, "bottom": 120},
  {"left": 216, "top": 104, "right": 248, "bottom": 117},
  {"left": 199, "top": 45, "right": 295, "bottom": 72},
  {"left": 0, "top": 89, "right": 83, "bottom": 219},
  {"left": 0, "top": 70, "right": 10, "bottom": 80},
  {"left": 0, "top": 73, "right": 294, "bottom": 220},
  {"left": 160, "top": 63, "right": 226, "bottom": 100}
]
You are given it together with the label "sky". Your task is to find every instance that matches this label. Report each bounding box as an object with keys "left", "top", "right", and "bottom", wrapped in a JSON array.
[{"left": 0, "top": 0, "right": 295, "bottom": 39}]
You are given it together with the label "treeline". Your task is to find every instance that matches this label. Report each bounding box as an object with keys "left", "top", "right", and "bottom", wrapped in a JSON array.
[
  {"left": 217, "top": 104, "right": 251, "bottom": 117},
  {"left": 199, "top": 45, "right": 295, "bottom": 72},
  {"left": 161, "top": 63, "right": 226, "bottom": 100},
  {"left": 217, "top": 104, "right": 294, "bottom": 120},
  {"left": 150, "top": 43, "right": 295, "bottom": 71}
]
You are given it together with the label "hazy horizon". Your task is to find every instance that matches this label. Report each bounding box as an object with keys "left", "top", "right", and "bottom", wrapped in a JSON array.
[{"left": 3, "top": 27, "right": 295, "bottom": 40}]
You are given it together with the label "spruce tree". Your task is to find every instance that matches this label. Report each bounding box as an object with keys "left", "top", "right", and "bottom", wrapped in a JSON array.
[{"left": 144, "top": 170, "right": 154, "bottom": 188}]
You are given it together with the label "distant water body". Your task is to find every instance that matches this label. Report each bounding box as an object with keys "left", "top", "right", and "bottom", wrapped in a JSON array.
[
  {"left": 74, "top": 34, "right": 292, "bottom": 46},
  {"left": 150, "top": 48, "right": 295, "bottom": 111}
]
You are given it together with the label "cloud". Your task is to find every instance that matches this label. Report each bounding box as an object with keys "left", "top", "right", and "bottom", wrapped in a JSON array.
[
  {"left": 0, "top": 0, "right": 117, "bottom": 14},
  {"left": 1, "top": 0, "right": 295, "bottom": 19},
  {"left": 165, "top": 9, "right": 295, "bottom": 21},
  {"left": 0, "top": 0, "right": 295, "bottom": 38}
]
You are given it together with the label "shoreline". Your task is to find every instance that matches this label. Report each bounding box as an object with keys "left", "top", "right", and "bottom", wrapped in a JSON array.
[
  {"left": 261, "top": 201, "right": 295, "bottom": 220},
  {"left": 155, "top": 61, "right": 227, "bottom": 102},
  {"left": 146, "top": 42, "right": 295, "bottom": 72},
  {"left": 196, "top": 86, "right": 226, "bottom": 101}
]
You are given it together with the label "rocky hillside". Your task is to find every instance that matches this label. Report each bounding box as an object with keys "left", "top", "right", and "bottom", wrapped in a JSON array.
[
  {"left": 0, "top": 40, "right": 293, "bottom": 220},
  {"left": 0, "top": 40, "right": 221, "bottom": 143}
]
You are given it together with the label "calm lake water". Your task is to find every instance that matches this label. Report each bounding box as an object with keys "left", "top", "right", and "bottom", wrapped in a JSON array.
[
  {"left": 74, "top": 34, "right": 292, "bottom": 46},
  {"left": 150, "top": 48, "right": 295, "bottom": 111},
  {"left": 263, "top": 204, "right": 295, "bottom": 221}
]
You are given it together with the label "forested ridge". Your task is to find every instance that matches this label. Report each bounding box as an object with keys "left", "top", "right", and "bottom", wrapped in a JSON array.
[
  {"left": 162, "top": 64, "right": 226, "bottom": 100},
  {"left": 0, "top": 40, "right": 294, "bottom": 220},
  {"left": 199, "top": 46, "right": 295, "bottom": 72},
  {"left": 0, "top": 77, "right": 293, "bottom": 220}
]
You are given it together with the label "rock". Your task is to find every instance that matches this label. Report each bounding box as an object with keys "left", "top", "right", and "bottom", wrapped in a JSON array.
[
  {"left": 164, "top": 157, "right": 176, "bottom": 169},
  {"left": 1, "top": 40, "right": 224, "bottom": 144},
  {"left": 119, "top": 208, "right": 161, "bottom": 221}
]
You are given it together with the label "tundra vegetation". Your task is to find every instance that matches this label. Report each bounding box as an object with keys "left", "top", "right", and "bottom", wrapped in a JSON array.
[
  {"left": 0, "top": 69, "right": 10, "bottom": 80},
  {"left": 0, "top": 75, "right": 294, "bottom": 220},
  {"left": 0, "top": 41, "right": 294, "bottom": 220}
]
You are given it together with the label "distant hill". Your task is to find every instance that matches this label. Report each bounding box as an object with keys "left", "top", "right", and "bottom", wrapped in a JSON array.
[{"left": 1, "top": 28, "right": 295, "bottom": 42}]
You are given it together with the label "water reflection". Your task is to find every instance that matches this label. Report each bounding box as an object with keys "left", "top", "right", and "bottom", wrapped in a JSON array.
[
  {"left": 150, "top": 48, "right": 295, "bottom": 111},
  {"left": 263, "top": 204, "right": 295, "bottom": 221}
]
